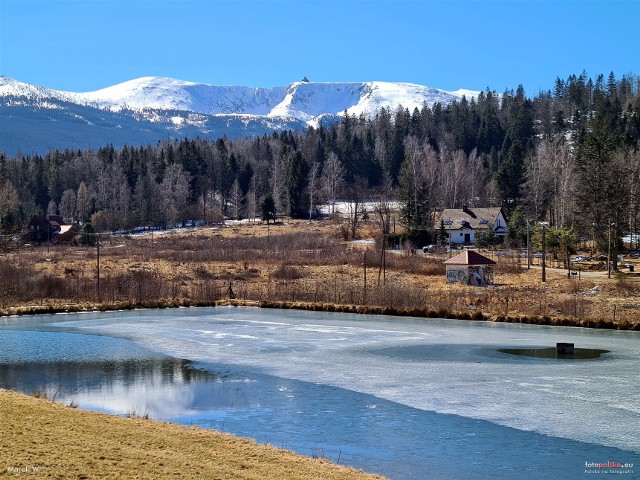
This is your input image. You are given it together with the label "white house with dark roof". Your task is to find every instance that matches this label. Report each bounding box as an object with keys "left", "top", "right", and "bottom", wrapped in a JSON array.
[{"left": 439, "top": 206, "right": 507, "bottom": 245}]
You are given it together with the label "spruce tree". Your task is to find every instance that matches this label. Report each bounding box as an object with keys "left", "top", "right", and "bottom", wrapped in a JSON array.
[
  {"left": 261, "top": 195, "right": 276, "bottom": 224},
  {"left": 495, "top": 142, "right": 525, "bottom": 211}
]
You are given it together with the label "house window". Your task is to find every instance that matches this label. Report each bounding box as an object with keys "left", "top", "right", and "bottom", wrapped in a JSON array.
[{"left": 460, "top": 233, "right": 463, "bottom": 237}]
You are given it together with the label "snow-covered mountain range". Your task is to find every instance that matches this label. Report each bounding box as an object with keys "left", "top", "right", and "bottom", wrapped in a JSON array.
[{"left": 0, "top": 76, "right": 477, "bottom": 155}]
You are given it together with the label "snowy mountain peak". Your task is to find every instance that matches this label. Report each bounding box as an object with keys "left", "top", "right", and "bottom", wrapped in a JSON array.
[
  {"left": 0, "top": 75, "right": 477, "bottom": 122},
  {"left": 0, "top": 75, "right": 16, "bottom": 86},
  {"left": 0, "top": 76, "right": 480, "bottom": 155}
]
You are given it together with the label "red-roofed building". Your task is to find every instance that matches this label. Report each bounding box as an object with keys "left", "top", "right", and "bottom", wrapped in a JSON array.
[{"left": 443, "top": 250, "right": 496, "bottom": 286}]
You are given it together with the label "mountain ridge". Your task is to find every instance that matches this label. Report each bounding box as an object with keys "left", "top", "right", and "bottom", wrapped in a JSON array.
[
  {"left": 0, "top": 76, "right": 477, "bottom": 155},
  {"left": 0, "top": 75, "right": 476, "bottom": 119}
]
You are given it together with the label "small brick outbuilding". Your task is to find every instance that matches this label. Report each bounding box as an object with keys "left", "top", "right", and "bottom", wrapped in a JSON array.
[{"left": 443, "top": 250, "right": 496, "bottom": 286}]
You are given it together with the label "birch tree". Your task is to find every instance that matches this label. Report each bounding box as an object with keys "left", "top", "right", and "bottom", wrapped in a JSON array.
[
  {"left": 307, "top": 162, "right": 320, "bottom": 219},
  {"left": 550, "top": 138, "right": 575, "bottom": 227},
  {"left": 246, "top": 176, "right": 257, "bottom": 222},
  {"left": 230, "top": 178, "right": 242, "bottom": 220},
  {"left": 322, "top": 152, "right": 345, "bottom": 215}
]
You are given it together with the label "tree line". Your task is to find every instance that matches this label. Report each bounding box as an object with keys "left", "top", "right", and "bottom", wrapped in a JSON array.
[{"left": 0, "top": 71, "right": 638, "bottom": 252}]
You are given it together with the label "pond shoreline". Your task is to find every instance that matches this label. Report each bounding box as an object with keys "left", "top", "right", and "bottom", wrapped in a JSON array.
[
  {"left": 0, "top": 388, "right": 383, "bottom": 480},
  {"left": 2, "top": 298, "right": 638, "bottom": 330},
  {"left": 2, "top": 306, "right": 638, "bottom": 479}
]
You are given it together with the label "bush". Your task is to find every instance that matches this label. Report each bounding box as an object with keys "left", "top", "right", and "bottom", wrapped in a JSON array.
[
  {"left": 271, "top": 264, "right": 304, "bottom": 280},
  {"left": 75, "top": 223, "right": 97, "bottom": 247}
]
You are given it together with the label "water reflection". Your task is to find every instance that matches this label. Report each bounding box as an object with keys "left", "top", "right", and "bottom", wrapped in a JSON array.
[{"left": 0, "top": 357, "right": 260, "bottom": 418}]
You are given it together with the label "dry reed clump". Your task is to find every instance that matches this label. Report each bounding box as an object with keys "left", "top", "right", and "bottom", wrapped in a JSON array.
[
  {"left": 257, "top": 299, "right": 489, "bottom": 323},
  {"left": 609, "top": 274, "right": 640, "bottom": 295},
  {"left": 271, "top": 264, "right": 305, "bottom": 280}
]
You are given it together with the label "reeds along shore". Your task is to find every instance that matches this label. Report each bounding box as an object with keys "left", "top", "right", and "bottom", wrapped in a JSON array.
[
  {"left": 0, "top": 225, "right": 638, "bottom": 329},
  {"left": 1, "top": 297, "right": 638, "bottom": 331}
]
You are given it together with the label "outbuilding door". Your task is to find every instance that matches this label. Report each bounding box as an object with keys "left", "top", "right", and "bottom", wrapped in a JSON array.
[{"left": 464, "top": 233, "right": 470, "bottom": 243}]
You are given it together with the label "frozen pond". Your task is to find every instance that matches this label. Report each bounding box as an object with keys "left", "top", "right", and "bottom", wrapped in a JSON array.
[{"left": 1, "top": 307, "right": 638, "bottom": 479}]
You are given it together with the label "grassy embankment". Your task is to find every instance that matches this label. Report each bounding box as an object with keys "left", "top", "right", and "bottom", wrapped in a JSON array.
[{"left": 0, "top": 389, "right": 384, "bottom": 479}]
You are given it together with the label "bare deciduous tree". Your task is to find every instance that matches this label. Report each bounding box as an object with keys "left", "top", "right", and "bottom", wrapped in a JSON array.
[
  {"left": 59, "top": 189, "right": 76, "bottom": 224},
  {"left": 626, "top": 149, "right": 640, "bottom": 248},
  {"left": 401, "top": 136, "right": 424, "bottom": 228},
  {"left": 525, "top": 137, "right": 575, "bottom": 225},
  {"left": 307, "top": 162, "right": 320, "bottom": 219},
  {"left": 374, "top": 170, "right": 394, "bottom": 238},
  {"left": 76, "top": 181, "right": 91, "bottom": 224},
  {"left": 0, "top": 181, "right": 19, "bottom": 229},
  {"left": 162, "top": 163, "right": 191, "bottom": 227},
  {"left": 270, "top": 154, "right": 286, "bottom": 215},
  {"left": 230, "top": 179, "right": 242, "bottom": 220},
  {"left": 322, "top": 152, "right": 345, "bottom": 216},
  {"left": 246, "top": 176, "right": 257, "bottom": 222},
  {"left": 47, "top": 199, "right": 57, "bottom": 217},
  {"left": 343, "top": 176, "right": 368, "bottom": 239},
  {"left": 551, "top": 138, "right": 575, "bottom": 227}
]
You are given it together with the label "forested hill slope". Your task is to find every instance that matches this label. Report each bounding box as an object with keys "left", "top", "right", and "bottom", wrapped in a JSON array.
[{"left": 0, "top": 72, "right": 638, "bottom": 252}]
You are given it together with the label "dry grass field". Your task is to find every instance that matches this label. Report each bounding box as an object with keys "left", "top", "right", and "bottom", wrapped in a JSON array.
[
  {"left": 0, "top": 218, "right": 639, "bottom": 328},
  {"left": 0, "top": 389, "right": 384, "bottom": 480}
]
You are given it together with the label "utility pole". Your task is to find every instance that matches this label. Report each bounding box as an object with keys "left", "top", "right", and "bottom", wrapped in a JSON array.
[
  {"left": 96, "top": 233, "right": 101, "bottom": 301},
  {"left": 383, "top": 235, "right": 386, "bottom": 285},
  {"left": 526, "top": 220, "right": 531, "bottom": 270},
  {"left": 392, "top": 215, "right": 396, "bottom": 250},
  {"left": 17, "top": 232, "right": 21, "bottom": 294},
  {"left": 448, "top": 217, "right": 452, "bottom": 257},
  {"left": 541, "top": 224, "right": 546, "bottom": 282},
  {"left": 608, "top": 220, "right": 615, "bottom": 279},
  {"left": 378, "top": 235, "right": 387, "bottom": 286},
  {"left": 363, "top": 251, "right": 367, "bottom": 305}
]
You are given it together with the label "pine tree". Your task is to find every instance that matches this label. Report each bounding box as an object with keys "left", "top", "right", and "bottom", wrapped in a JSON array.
[
  {"left": 76, "top": 222, "right": 97, "bottom": 246},
  {"left": 495, "top": 142, "right": 525, "bottom": 210}
]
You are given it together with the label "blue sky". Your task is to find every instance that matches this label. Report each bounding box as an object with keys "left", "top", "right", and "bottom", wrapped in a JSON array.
[{"left": 1, "top": 0, "right": 638, "bottom": 96}]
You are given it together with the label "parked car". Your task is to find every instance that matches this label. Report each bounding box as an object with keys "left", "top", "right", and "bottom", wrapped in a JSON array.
[{"left": 422, "top": 245, "right": 437, "bottom": 254}]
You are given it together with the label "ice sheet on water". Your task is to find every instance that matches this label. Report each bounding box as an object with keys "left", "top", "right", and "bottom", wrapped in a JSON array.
[{"left": 56, "top": 307, "right": 640, "bottom": 454}]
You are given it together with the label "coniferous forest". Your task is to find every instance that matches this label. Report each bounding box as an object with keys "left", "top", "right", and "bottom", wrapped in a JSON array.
[{"left": 1, "top": 71, "right": 639, "bottom": 251}]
